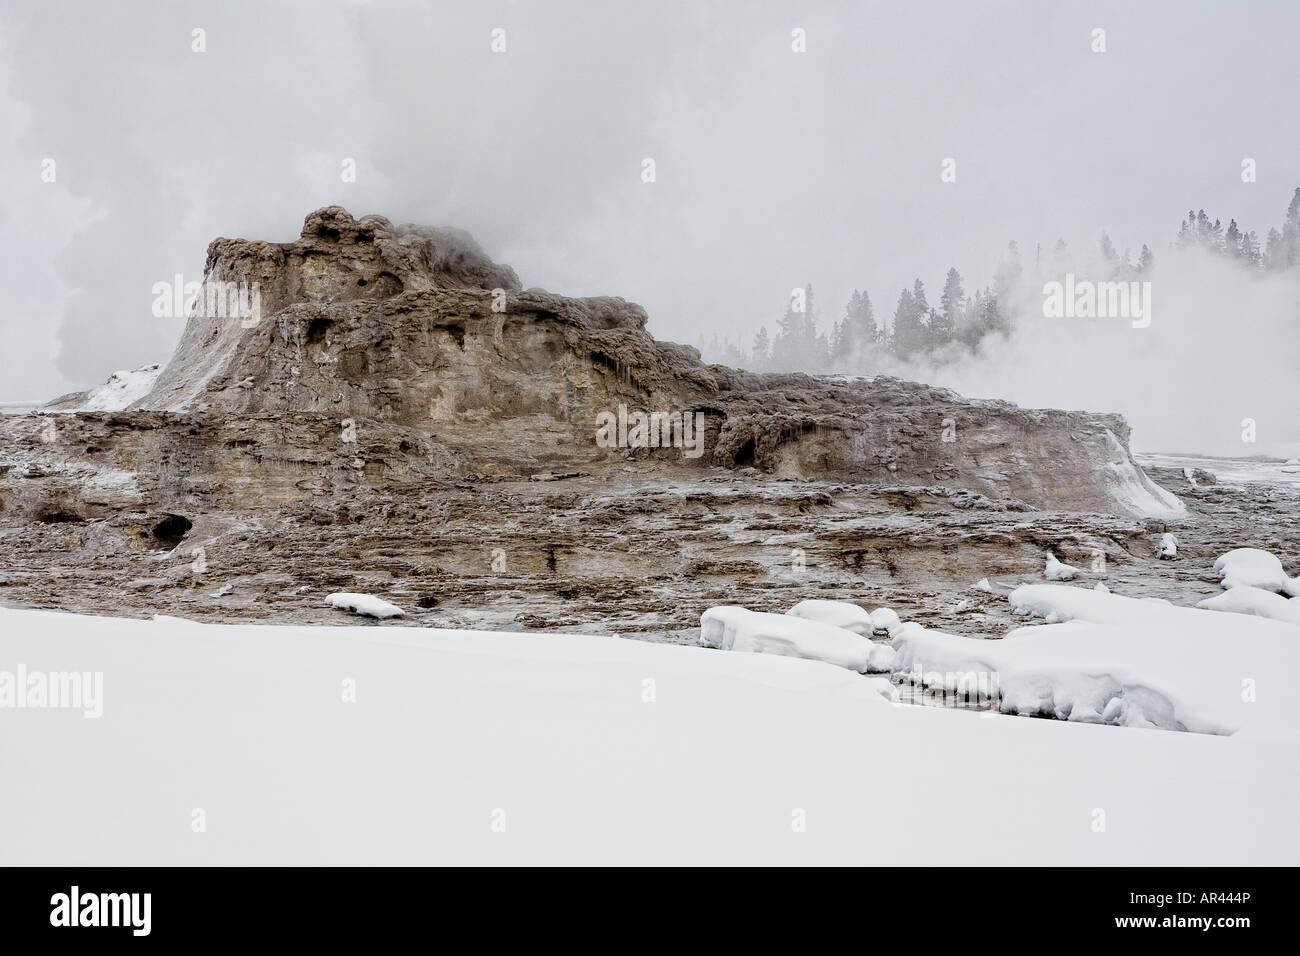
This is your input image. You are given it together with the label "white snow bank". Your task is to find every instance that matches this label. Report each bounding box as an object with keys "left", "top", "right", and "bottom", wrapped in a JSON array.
[
  {"left": 961, "top": 584, "right": 1299, "bottom": 736},
  {"left": 1213, "top": 548, "right": 1300, "bottom": 596},
  {"left": 2, "top": 605, "right": 1297, "bottom": 865},
  {"left": 325, "top": 592, "right": 406, "bottom": 619},
  {"left": 76, "top": 364, "right": 163, "bottom": 412},
  {"left": 786, "top": 599, "right": 873, "bottom": 635},
  {"left": 1198, "top": 586, "right": 1300, "bottom": 626},
  {"left": 701, "top": 606, "right": 894, "bottom": 673},
  {"left": 1043, "top": 552, "right": 1080, "bottom": 581}
]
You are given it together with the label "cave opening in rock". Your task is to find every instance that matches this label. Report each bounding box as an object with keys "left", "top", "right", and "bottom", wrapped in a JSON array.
[
  {"left": 733, "top": 438, "right": 756, "bottom": 468},
  {"left": 152, "top": 514, "right": 193, "bottom": 547},
  {"left": 306, "top": 317, "right": 333, "bottom": 345},
  {"left": 38, "top": 510, "right": 83, "bottom": 524}
]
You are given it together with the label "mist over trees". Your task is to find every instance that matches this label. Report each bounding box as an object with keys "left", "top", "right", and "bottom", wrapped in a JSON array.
[{"left": 701, "top": 187, "right": 1300, "bottom": 374}]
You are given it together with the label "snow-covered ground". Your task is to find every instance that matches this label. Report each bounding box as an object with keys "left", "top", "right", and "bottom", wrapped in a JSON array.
[
  {"left": 1137, "top": 452, "right": 1300, "bottom": 490},
  {"left": 0, "top": 401, "right": 43, "bottom": 415},
  {"left": 3, "top": 584, "right": 1298, "bottom": 864}
]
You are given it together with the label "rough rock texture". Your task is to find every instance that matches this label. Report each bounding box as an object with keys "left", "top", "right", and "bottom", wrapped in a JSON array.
[
  {"left": 124, "top": 207, "right": 1177, "bottom": 514},
  {"left": 0, "top": 207, "right": 1210, "bottom": 636}
]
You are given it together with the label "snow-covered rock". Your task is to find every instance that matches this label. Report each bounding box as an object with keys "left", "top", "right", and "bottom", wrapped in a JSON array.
[
  {"left": 1157, "top": 533, "right": 1177, "bottom": 559},
  {"left": 325, "top": 592, "right": 406, "bottom": 619},
  {"left": 701, "top": 606, "right": 894, "bottom": 673},
  {"left": 869, "top": 607, "right": 903, "bottom": 637},
  {"left": 785, "top": 599, "right": 874, "bottom": 636},
  {"left": 1213, "top": 548, "right": 1300, "bottom": 596},
  {"left": 891, "top": 583, "right": 1300, "bottom": 736},
  {"left": 971, "top": 578, "right": 994, "bottom": 593},
  {"left": 1197, "top": 586, "right": 1300, "bottom": 626},
  {"left": 57, "top": 364, "right": 164, "bottom": 412},
  {"left": 1043, "top": 552, "right": 1080, "bottom": 581}
]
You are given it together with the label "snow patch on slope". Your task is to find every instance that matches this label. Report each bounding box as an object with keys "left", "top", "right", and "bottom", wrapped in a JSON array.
[
  {"left": 1102, "top": 429, "right": 1186, "bottom": 519},
  {"left": 63, "top": 365, "right": 163, "bottom": 412}
]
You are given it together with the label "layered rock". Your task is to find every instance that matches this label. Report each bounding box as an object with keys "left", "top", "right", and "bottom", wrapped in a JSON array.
[
  {"left": 113, "top": 206, "right": 1178, "bottom": 516},
  {"left": 0, "top": 207, "right": 1214, "bottom": 633}
]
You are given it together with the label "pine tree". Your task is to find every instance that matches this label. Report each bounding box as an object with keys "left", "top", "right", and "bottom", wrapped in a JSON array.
[
  {"left": 1224, "top": 220, "right": 1242, "bottom": 259},
  {"left": 992, "top": 243, "right": 1020, "bottom": 335},
  {"left": 889, "top": 287, "right": 918, "bottom": 358},
  {"left": 802, "top": 284, "right": 827, "bottom": 371},
  {"left": 932, "top": 267, "right": 962, "bottom": 350},
  {"left": 1282, "top": 187, "right": 1300, "bottom": 268},
  {"left": 832, "top": 289, "right": 878, "bottom": 368},
  {"left": 751, "top": 325, "right": 771, "bottom": 371},
  {"left": 911, "top": 278, "right": 929, "bottom": 316},
  {"left": 1137, "top": 244, "right": 1155, "bottom": 274},
  {"left": 981, "top": 289, "right": 1002, "bottom": 337},
  {"left": 1265, "top": 228, "right": 1285, "bottom": 271},
  {"left": 1099, "top": 232, "right": 1119, "bottom": 271},
  {"left": 855, "top": 290, "right": 878, "bottom": 345},
  {"left": 893, "top": 280, "right": 930, "bottom": 357},
  {"left": 1241, "top": 230, "right": 1261, "bottom": 267},
  {"left": 1195, "top": 210, "right": 1211, "bottom": 248}
]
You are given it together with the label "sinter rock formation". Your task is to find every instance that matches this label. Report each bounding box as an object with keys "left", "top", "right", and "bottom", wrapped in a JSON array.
[
  {"left": 127, "top": 206, "right": 1173, "bottom": 513},
  {"left": 0, "top": 207, "right": 1202, "bottom": 634}
]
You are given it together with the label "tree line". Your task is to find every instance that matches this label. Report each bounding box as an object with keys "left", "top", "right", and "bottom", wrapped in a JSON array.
[{"left": 700, "top": 187, "right": 1300, "bottom": 373}]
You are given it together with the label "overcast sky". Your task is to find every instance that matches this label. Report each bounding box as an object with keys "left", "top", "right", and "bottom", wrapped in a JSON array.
[{"left": 3, "top": 0, "right": 1299, "bottom": 448}]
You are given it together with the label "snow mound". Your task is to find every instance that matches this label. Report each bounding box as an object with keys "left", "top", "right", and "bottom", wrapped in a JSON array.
[
  {"left": 701, "top": 606, "right": 895, "bottom": 673},
  {"left": 943, "top": 583, "right": 1300, "bottom": 735},
  {"left": 971, "top": 578, "right": 993, "bottom": 593},
  {"left": 1197, "top": 586, "right": 1300, "bottom": 626},
  {"left": 1213, "top": 548, "right": 1300, "bottom": 596},
  {"left": 325, "top": 592, "right": 406, "bottom": 619},
  {"left": 1044, "top": 552, "right": 1080, "bottom": 581},
  {"left": 786, "top": 599, "right": 873, "bottom": 636},
  {"left": 77, "top": 365, "right": 163, "bottom": 412}
]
